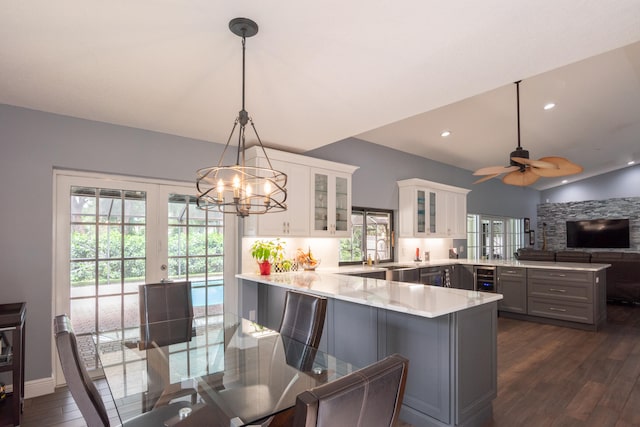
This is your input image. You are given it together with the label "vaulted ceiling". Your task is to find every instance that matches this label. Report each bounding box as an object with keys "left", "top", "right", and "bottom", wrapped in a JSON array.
[{"left": 2, "top": 1, "right": 640, "bottom": 189}]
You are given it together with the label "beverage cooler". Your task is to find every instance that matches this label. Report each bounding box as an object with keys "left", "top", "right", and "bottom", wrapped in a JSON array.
[{"left": 474, "top": 266, "right": 496, "bottom": 292}]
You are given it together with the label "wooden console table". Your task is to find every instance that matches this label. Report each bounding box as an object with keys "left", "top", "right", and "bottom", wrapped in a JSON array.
[{"left": 0, "top": 303, "right": 26, "bottom": 427}]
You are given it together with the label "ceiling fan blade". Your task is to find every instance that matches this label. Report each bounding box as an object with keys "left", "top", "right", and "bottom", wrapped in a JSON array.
[
  {"left": 502, "top": 169, "right": 540, "bottom": 186},
  {"left": 473, "top": 173, "right": 501, "bottom": 184},
  {"left": 532, "top": 157, "right": 583, "bottom": 177},
  {"left": 473, "top": 165, "right": 518, "bottom": 176},
  {"left": 511, "top": 157, "right": 558, "bottom": 169}
]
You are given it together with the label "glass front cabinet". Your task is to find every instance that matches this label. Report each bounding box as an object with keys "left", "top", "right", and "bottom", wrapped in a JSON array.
[
  {"left": 399, "top": 186, "right": 437, "bottom": 237},
  {"left": 311, "top": 169, "right": 352, "bottom": 237},
  {"left": 243, "top": 147, "right": 358, "bottom": 239},
  {"left": 398, "top": 178, "right": 470, "bottom": 238}
]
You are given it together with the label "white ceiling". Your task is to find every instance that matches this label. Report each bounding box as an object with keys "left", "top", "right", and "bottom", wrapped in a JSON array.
[{"left": 2, "top": 1, "right": 640, "bottom": 190}]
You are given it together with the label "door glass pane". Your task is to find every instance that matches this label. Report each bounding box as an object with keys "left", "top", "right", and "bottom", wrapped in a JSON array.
[
  {"left": 167, "top": 194, "right": 224, "bottom": 318},
  {"left": 492, "top": 220, "right": 505, "bottom": 259},
  {"left": 69, "top": 185, "right": 147, "bottom": 371}
]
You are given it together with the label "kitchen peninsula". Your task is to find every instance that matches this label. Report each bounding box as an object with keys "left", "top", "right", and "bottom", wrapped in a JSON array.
[{"left": 237, "top": 271, "right": 503, "bottom": 427}]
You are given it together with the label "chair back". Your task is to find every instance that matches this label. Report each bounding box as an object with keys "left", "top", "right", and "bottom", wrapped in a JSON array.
[
  {"left": 139, "top": 281, "right": 193, "bottom": 350},
  {"left": 279, "top": 291, "right": 327, "bottom": 348},
  {"left": 293, "top": 353, "right": 409, "bottom": 427},
  {"left": 54, "top": 314, "right": 110, "bottom": 427}
]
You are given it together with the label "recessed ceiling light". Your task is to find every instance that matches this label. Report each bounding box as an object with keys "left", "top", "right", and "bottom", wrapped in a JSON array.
[
  {"left": 543, "top": 103, "right": 556, "bottom": 110},
  {"left": 561, "top": 180, "right": 568, "bottom": 184},
  {"left": 628, "top": 161, "right": 635, "bottom": 165},
  {"left": 441, "top": 130, "right": 451, "bottom": 137}
]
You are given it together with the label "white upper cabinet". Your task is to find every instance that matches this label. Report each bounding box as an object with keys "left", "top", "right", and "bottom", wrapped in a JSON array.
[
  {"left": 244, "top": 147, "right": 358, "bottom": 237},
  {"left": 310, "top": 169, "right": 353, "bottom": 237},
  {"left": 398, "top": 179, "right": 470, "bottom": 239},
  {"left": 437, "top": 190, "right": 468, "bottom": 238},
  {"left": 245, "top": 158, "right": 310, "bottom": 236}
]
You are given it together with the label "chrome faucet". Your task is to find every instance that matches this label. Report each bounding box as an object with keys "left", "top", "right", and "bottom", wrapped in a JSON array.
[{"left": 375, "top": 252, "right": 380, "bottom": 264}]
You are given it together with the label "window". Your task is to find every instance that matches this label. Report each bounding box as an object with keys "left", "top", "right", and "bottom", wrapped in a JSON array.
[
  {"left": 467, "top": 214, "right": 525, "bottom": 260},
  {"left": 340, "top": 207, "right": 393, "bottom": 264}
]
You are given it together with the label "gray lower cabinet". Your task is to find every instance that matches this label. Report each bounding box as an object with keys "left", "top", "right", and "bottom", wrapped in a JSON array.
[
  {"left": 239, "top": 279, "right": 498, "bottom": 427},
  {"left": 496, "top": 267, "right": 527, "bottom": 314},
  {"left": 457, "top": 264, "right": 475, "bottom": 290},
  {"left": 526, "top": 268, "right": 606, "bottom": 328}
]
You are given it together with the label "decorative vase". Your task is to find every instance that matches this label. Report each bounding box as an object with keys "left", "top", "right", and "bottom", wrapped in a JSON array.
[{"left": 258, "top": 261, "right": 271, "bottom": 275}]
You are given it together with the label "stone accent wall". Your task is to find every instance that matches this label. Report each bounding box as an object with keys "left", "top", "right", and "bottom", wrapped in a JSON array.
[{"left": 536, "top": 197, "right": 640, "bottom": 252}]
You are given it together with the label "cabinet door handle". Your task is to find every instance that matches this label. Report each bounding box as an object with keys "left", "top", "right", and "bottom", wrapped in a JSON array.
[
  {"left": 548, "top": 307, "right": 567, "bottom": 312},
  {"left": 549, "top": 273, "right": 566, "bottom": 277},
  {"left": 549, "top": 288, "right": 567, "bottom": 293}
]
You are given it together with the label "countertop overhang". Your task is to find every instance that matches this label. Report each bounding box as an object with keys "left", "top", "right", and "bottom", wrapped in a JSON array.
[{"left": 237, "top": 271, "right": 503, "bottom": 319}]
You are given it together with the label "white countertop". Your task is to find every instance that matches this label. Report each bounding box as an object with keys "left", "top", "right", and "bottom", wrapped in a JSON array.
[
  {"left": 334, "top": 258, "right": 610, "bottom": 274},
  {"left": 237, "top": 272, "right": 503, "bottom": 319}
]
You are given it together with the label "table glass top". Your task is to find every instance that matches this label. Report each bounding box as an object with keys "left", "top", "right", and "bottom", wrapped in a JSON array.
[{"left": 95, "top": 312, "right": 354, "bottom": 426}]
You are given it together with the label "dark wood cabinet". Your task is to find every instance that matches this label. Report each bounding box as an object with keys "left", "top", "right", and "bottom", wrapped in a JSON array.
[{"left": 0, "top": 303, "right": 26, "bottom": 427}]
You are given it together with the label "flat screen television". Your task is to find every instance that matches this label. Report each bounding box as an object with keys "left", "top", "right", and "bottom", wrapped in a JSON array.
[{"left": 566, "top": 219, "right": 630, "bottom": 249}]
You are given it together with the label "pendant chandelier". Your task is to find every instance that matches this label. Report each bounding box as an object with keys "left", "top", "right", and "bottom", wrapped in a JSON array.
[{"left": 196, "top": 17, "right": 287, "bottom": 217}]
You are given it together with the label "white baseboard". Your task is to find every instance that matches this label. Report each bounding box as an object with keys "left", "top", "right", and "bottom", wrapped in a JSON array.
[{"left": 4, "top": 377, "right": 55, "bottom": 399}]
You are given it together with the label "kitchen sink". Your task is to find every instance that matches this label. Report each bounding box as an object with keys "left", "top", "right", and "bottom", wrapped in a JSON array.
[
  {"left": 381, "top": 264, "right": 414, "bottom": 270},
  {"left": 379, "top": 265, "right": 421, "bottom": 283}
]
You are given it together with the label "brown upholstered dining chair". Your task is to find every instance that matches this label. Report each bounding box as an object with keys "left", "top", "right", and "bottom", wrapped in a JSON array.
[
  {"left": 54, "top": 314, "right": 191, "bottom": 427},
  {"left": 279, "top": 290, "right": 327, "bottom": 348},
  {"left": 292, "top": 353, "right": 409, "bottom": 427}
]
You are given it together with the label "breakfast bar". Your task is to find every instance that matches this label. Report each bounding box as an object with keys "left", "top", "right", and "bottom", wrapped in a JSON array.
[{"left": 237, "top": 272, "right": 503, "bottom": 427}]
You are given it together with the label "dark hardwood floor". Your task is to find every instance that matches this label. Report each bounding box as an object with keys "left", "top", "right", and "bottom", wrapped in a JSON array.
[
  {"left": 19, "top": 304, "right": 640, "bottom": 427},
  {"left": 485, "top": 303, "right": 640, "bottom": 427}
]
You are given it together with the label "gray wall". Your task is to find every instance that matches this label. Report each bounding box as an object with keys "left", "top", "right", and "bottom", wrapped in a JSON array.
[
  {"left": 305, "top": 137, "right": 540, "bottom": 220},
  {"left": 1, "top": 104, "right": 229, "bottom": 383},
  {"left": 0, "top": 105, "right": 540, "bottom": 387},
  {"left": 540, "top": 165, "right": 640, "bottom": 203}
]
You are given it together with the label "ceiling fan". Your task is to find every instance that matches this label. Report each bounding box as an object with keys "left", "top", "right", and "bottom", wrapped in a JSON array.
[{"left": 473, "top": 80, "right": 583, "bottom": 186}]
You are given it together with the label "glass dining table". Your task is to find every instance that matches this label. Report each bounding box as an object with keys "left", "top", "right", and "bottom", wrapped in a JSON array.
[{"left": 94, "top": 312, "right": 354, "bottom": 427}]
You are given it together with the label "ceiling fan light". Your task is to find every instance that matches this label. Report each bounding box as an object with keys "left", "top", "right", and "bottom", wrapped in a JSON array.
[
  {"left": 472, "top": 80, "right": 582, "bottom": 186},
  {"left": 441, "top": 130, "right": 451, "bottom": 137}
]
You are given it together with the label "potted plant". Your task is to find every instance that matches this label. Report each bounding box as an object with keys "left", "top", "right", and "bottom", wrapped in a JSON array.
[{"left": 250, "top": 238, "right": 286, "bottom": 275}]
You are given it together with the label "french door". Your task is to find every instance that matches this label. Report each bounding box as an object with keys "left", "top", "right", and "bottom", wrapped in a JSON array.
[
  {"left": 54, "top": 171, "right": 236, "bottom": 384},
  {"left": 467, "top": 214, "right": 525, "bottom": 260}
]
